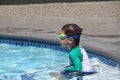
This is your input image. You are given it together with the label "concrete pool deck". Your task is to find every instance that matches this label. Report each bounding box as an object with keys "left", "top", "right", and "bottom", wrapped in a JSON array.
[{"left": 0, "top": 1, "right": 120, "bottom": 63}]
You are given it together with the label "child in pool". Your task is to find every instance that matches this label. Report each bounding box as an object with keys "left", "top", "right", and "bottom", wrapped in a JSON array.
[{"left": 59, "top": 24, "right": 95, "bottom": 77}]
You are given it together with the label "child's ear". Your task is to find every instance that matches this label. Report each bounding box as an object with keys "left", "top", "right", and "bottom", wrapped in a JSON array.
[{"left": 68, "top": 37, "right": 73, "bottom": 43}]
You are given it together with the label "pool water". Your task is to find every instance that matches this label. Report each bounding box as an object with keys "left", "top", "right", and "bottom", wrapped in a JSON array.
[{"left": 0, "top": 43, "right": 120, "bottom": 80}]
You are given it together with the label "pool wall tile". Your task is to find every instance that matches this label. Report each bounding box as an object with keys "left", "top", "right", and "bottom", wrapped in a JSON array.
[{"left": 0, "top": 37, "right": 119, "bottom": 68}]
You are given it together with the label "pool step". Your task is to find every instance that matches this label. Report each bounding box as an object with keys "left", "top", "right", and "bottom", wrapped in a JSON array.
[{"left": 21, "top": 74, "right": 35, "bottom": 80}]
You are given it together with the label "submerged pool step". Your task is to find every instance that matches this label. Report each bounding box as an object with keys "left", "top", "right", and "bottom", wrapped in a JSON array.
[
  {"left": 21, "top": 74, "right": 35, "bottom": 80},
  {"left": 88, "top": 53, "right": 118, "bottom": 67}
]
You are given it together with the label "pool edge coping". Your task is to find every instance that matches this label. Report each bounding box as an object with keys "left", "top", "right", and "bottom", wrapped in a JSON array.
[{"left": 81, "top": 39, "right": 120, "bottom": 64}]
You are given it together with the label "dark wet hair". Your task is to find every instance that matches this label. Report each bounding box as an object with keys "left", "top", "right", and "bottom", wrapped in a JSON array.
[{"left": 62, "top": 24, "right": 83, "bottom": 48}]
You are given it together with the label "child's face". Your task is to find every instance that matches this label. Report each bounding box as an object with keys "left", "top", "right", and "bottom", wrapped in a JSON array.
[{"left": 59, "top": 31, "right": 73, "bottom": 47}]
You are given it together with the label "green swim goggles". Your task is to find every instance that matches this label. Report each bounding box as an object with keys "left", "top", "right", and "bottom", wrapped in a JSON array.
[{"left": 59, "top": 34, "right": 80, "bottom": 40}]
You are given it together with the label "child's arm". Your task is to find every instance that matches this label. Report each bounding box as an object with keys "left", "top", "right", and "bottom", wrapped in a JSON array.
[{"left": 64, "top": 52, "right": 83, "bottom": 72}]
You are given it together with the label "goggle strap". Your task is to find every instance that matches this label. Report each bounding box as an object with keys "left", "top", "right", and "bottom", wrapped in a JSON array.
[
  {"left": 72, "top": 35, "right": 80, "bottom": 38},
  {"left": 63, "top": 35, "right": 80, "bottom": 38}
]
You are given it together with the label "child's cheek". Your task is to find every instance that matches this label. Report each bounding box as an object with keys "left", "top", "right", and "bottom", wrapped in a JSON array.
[{"left": 60, "top": 40, "right": 69, "bottom": 45}]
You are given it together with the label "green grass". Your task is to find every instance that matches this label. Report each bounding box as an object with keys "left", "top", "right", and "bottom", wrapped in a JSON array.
[{"left": 0, "top": 0, "right": 119, "bottom": 5}]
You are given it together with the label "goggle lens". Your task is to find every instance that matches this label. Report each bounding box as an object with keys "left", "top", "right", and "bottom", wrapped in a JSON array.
[
  {"left": 59, "top": 34, "right": 67, "bottom": 40},
  {"left": 59, "top": 34, "right": 80, "bottom": 40}
]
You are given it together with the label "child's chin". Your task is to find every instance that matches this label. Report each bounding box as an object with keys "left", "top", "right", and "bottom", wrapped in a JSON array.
[{"left": 61, "top": 44, "right": 69, "bottom": 48}]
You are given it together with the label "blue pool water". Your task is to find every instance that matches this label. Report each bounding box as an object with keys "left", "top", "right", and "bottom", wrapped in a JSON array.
[{"left": 0, "top": 43, "right": 120, "bottom": 80}]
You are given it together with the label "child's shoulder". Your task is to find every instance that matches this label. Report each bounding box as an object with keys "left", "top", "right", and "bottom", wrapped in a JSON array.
[
  {"left": 70, "top": 46, "right": 79, "bottom": 52},
  {"left": 70, "top": 46, "right": 82, "bottom": 55}
]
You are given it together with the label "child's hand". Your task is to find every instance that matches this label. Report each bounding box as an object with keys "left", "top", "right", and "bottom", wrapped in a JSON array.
[
  {"left": 61, "top": 66, "right": 65, "bottom": 71},
  {"left": 61, "top": 65, "right": 68, "bottom": 71}
]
